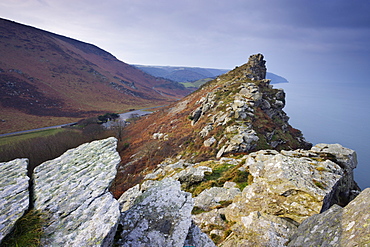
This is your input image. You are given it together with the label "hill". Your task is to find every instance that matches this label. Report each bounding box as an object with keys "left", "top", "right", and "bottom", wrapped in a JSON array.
[
  {"left": 133, "top": 64, "right": 288, "bottom": 90},
  {"left": 0, "top": 18, "right": 190, "bottom": 134},
  {"left": 112, "top": 54, "right": 310, "bottom": 195}
]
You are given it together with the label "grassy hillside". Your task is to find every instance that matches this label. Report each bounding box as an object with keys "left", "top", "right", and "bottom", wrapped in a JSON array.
[{"left": 0, "top": 18, "right": 190, "bottom": 134}]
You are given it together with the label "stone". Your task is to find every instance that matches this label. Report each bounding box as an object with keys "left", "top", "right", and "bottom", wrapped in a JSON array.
[
  {"left": 204, "top": 136, "right": 217, "bottom": 147},
  {"left": 199, "top": 124, "right": 214, "bottom": 138},
  {"left": 116, "top": 178, "right": 194, "bottom": 246},
  {"left": 194, "top": 187, "right": 241, "bottom": 211},
  {"left": 225, "top": 146, "right": 354, "bottom": 224},
  {"left": 184, "top": 221, "right": 216, "bottom": 247},
  {"left": 288, "top": 188, "right": 370, "bottom": 246},
  {"left": 117, "top": 184, "right": 141, "bottom": 212},
  {"left": 311, "top": 144, "right": 361, "bottom": 211},
  {"left": 172, "top": 166, "right": 212, "bottom": 187},
  {"left": 222, "top": 212, "right": 297, "bottom": 247},
  {"left": 192, "top": 208, "right": 229, "bottom": 233},
  {"left": 33, "top": 137, "right": 121, "bottom": 246},
  {"left": 0, "top": 158, "right": 29, "bottom": 242}
]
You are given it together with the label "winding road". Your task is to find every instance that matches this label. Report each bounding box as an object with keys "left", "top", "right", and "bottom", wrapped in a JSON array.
[{"left": 0, "top": 107, "right": 164, "bottom": 138}]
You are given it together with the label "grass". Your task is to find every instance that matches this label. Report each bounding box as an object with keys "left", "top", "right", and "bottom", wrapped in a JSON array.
[
  {"left": 187, "top": 162, "right": 251, "bottom": 196},
  {"left": 0, "top": 210, "right": 46, "bottom": 247},
  {"left": 0, "top": 124, "right": 116, "bottom": 177},
  {"left": 0, "top": 128, "right": 65, "bottom": 146}
]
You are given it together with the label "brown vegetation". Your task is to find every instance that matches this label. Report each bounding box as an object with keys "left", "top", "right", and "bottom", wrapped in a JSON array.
[{"left": 0, "top": 18, "right": 190, "bottom": 134}]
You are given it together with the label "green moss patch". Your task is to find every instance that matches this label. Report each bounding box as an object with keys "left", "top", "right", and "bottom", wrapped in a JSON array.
[{"left": 0, "top": 210, "right": 46, "bottom": 247}]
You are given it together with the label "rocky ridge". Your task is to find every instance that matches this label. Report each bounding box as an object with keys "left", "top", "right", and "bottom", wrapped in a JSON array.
[
  {"left": 1, "top": 54, "right": 369, "bottom": 246},
  {"left": 113, "top": 54, "right": 311, "bottom": 195},
  {"left": 139, "top": 143, "right": 361, "bottom": 245}
]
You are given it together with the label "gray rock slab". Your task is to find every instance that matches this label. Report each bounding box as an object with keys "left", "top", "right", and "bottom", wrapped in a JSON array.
[
  {"left": 0, "top": 158, "right": 29, "bottom": 242},
  {"left": 33, "top": 137, "right": 121, "bottom": 246},
  {"left": 117, "top": 178, "right": 194, "bottom": 246},
  {"left": 288, "top": 188, "right": 370, "bottom": 247}
]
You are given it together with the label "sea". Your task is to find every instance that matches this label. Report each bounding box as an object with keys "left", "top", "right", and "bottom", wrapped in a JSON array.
[{"left": 278, "top": 80, "right": 370, "bottom": 190}]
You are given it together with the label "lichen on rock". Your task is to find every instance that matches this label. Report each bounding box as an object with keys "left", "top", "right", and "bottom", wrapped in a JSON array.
[
  {"left": 0, "top": 158, "right": 29, "bottom": 242},
  {"left": 32, "top": 137, "right": 121, "bottom": 246},
  {"left": 288, "top": 188, "right": 370, "bottom": 246},
  {"left": 116, "top": 178, "right": 213, "bottom": 246}
]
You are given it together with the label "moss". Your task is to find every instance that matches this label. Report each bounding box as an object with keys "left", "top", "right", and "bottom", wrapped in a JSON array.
[
  {"left": 191, "top": 206, "right": 207, "bottom": 215},
  {"left": 187, "top": 162, "right": 251, "bottom": 196},
  {"left": 313, "top": 179, "right": 326, "bottom": 189},
  {"left": 0, "top": 210, "right": 46, "bottom": 247}
]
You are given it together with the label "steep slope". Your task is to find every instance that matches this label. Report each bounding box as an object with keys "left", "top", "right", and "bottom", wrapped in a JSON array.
[
  {"left": 0, "top": 18, "right": 190, "bottom": 134},
  {"left": 112, "top": 54, "right": 311, "bottom": 195}
]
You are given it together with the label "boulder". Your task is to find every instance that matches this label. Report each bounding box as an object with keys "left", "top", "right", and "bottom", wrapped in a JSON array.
[
  {"left": 288, "top": 188, "right": 370, "bottom": 246},
  {"left": 0, "top": 158, "right": 29, "bottom": 242},
  {"left": 225, "top": 147, "right": 350, "bottom": 223},
  {"left": 172, "top": 166, "right": 212, "bottom": 188},
  {"left": 194, "top": 186, "right": 241, "bottom": 211},
  {"left": 33, "top": 137, "right": 121, "bottom": 246},
  {"left": 117, "top": 178, "right": 194, "bottom": 246},
  {"left": 221, "top": 212, "right": 297, "bottom": 247}
]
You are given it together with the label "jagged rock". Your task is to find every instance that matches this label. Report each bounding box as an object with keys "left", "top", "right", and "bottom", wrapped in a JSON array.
[
  {"left": 288, "top": 188, "right": 370, "bottom": 246},
  {"left": 226, "top": 150, "right": 340, "bottom": 223},
  {"left": 116, "top": 178, "right": 194, "bottom": 246},
  {"left": 0, "top": 158, "right": 29, "bottom": 242},
  {"left": 194, "top": 186, "right": 241, "bottom": 211},
  {"left": 33, "top": 137, "right": 121, "bottom": 246},
  {"left": 241, "top": 53, "right": 267, "bottom": 80},
  {"left": 220, "top": 144, "right": 359, "bottom": 245},
  {"left": 184, "top": 221, "right": 217, "bottom": 247},
  {"left": 313, "top": 144, "right": 361, "bottom": 211}
]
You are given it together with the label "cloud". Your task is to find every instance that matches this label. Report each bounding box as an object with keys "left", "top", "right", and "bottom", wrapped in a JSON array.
[{"left": 0, "top": 0, "right": 370, "bottom": 72}]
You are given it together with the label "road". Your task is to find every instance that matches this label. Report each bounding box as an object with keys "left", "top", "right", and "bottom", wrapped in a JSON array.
[{"left": 0, "top": 107, "right": 164, "bottom": 138}]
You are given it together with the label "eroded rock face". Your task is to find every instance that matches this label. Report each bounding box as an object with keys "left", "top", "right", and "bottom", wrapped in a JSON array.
[
  {"left": 225, "top": 144, "right": 359, "bottom": 224},
  {"left": 117, "top": 178, "right": 208, "bottom": 246},
  {"left": 0, "top": 158, "right": 29, "bottom": 242},
  {"left": 288, "top": 188, "right": 370, "bottom": 246},
  {"left": 33, "top": 137, "right": 121, "bottom": 247}
]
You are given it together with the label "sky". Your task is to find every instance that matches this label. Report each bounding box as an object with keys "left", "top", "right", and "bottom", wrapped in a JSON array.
[
  {"left": 1, "top": 0, "right": 370, "bottom": 188},
  {"left": 1, "top": 0, "right": 370, "bottom": 82}
]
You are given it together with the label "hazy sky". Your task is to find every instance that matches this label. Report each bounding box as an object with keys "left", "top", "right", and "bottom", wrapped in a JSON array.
[{"left": 1, "top": 0, "right": 370, "bottom": 83}]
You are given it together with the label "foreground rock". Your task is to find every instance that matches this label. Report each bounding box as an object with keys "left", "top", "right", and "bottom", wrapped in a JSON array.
[
  {"left": 33, "top": 137, "right": 121, "bottom": 246},
  {"left": 288, "top": 188, "right": 370, "bottom": 246},
  {"left": 117, "top": 178, "right": 215, "bottom": 247},
  {"left": 221, "top": 144, "right": 360, "bottom": 246},
  {"left": 0, "top": 158, "right": 29, "bottom": 242}
]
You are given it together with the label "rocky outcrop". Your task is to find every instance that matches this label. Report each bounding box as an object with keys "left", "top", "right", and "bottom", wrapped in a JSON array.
[
  {"left": 288, "top": 188, "right": 370, "bottom": 246},
  {"left": 189, "top": 54, "right": 311, "bottom": 159},
  {"left": 0, "top": 158, "right": 29, "bottom": 242},
  {"left": 220, "top": 144, "right": 359, "bottom": 246},
  {"left": 138, "top": 142, "right": 360, "bottom": 246},
  {"left": 116, "top": 178, "right": 215, "bottom": 246},
  {"left": 33, "top": 137, "right": 121, "bottom": 246}
]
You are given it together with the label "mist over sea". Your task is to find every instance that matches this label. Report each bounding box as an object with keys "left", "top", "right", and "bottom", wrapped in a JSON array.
[{"left": 279, "top": 80, "right": 370, "bottom": 189}]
